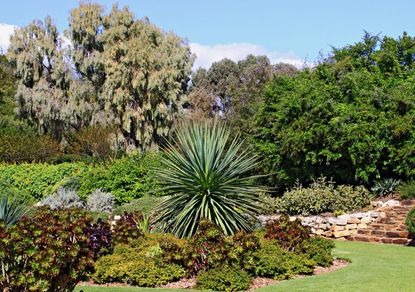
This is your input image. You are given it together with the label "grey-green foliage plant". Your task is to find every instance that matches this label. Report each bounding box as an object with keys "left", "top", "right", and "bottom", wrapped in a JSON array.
[
  {"left": 0, "top": 193, "right": 30, "bottom": 227},
  {"left": 153, "top": 121, "right": 264, "bottom": 238},
  {"left": 86, "top": 189, "right": 115, "bottom": 212},
  {"left": 371, "top": 178, "right": 400, "bottom": 197},
  {"left": 39, "top": 188, "right": 84, "bottom": 210}
]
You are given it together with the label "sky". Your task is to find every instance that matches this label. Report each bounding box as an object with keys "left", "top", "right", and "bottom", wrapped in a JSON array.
[{"left": 1, "top": 0, "right": 415, "bottom": 69}]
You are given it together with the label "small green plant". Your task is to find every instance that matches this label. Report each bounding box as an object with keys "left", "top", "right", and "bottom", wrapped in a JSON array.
[
  {"left": 154, "top": 121, "right": 264, "bottom": 238},
  {"left": 301, "top": 237, "right": 335, "bottom": 267},
  {"left": 371, "top": 178, "right": 400, "bottom": 196},
  {"left": 196, "top": 265, "right": 252, "bottom": 292},
  {"left": 264, "top": 215, "right": 310, "bottom": 252},
  {"left": 0, "top": 192, "right": 30, "bottom": 227},
  {"left": 398, "top": 181, "right": 415, "bottom": 199},
  {"left": 112, "top": 212, "right": 144, "bottom": 245},
  {"left": 406, "top": 207, "right": 415, "bottom": 233}
]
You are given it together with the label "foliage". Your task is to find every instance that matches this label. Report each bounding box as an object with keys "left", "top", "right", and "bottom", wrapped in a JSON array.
[
  {"left": 64, "top": 126, "right": 121, "bottom": 162},
  {"left": 405, "top": 207, "right": 415, "bottom": 233},
  {"left": 0, "top": 162, "right": 89, "bottom": 200},
  {"left": 0, "top": 208, "right": 97, "bottom": 291},
  {"left": 112, "top": 213, "right": 144, "bottom": 245},
  {"left": 0, "top": 131, "right": 61, "bottom": 163},
  {"left": 371, "top": 178, "right": 401, "bottom": 196},
  {"left": 39, "top": 187, "right": 84, "bottom": 210},
  {"left": 254, "top": 32, "right": 415, "bottom": 189},
  {"left": 77, "top": 152, "right": 164, "bottom": 203},
  {"left": 0, "top": 153, "right": 163, "bottom": 203},
  {"left": 87, "top": 219, "right": 113, "bottom": 259},
  {"left": 301, "top": 237, "right": 335, "bottom": 267},
  {"left": 114, "top": 195, "right": 167, "bottom": 215},
  {"left": 196, "top": 265, "right": 252, "bottom": 292},
  {"left": 275, "top": 178, "right": 373, "bottom": 215},
  {"left": 153, "top": 121, "right": 263, "bottom": 238},
  {"left": 397, "top": 180, "right": 415, "bottom": 199},
  {"left": 92, "top": 237, "right": 186, "bottom": 287},
  {"left": 183, "top": 220, "right": 260, "bottom": 275},
  {"left": 7, "top": 3, "right": 193, "bottom": 150},
  {"left": 0, "top": 192, "right": 30, "bottom": 227},
  {"left": 86, "top": 189, "right": 115, "bottom": 212},
  {"left": 246, "top": 241, "right": 315, "bottom": 280},
  {"left": 264, "top": 215, "right": 310, "bottom": 252}
]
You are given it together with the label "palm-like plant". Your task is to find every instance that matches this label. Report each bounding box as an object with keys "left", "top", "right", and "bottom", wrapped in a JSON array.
[
  {"left": 153, "top": 121, "right": 264, "bottom": 238},
  {"left": 0, "top": 193, "right": 30, "bottom": 227}
]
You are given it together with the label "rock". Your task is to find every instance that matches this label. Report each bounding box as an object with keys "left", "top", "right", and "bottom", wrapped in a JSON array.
[
  {"left": 330, "top": 225, "right": 345, "bottom": 231},
  {"left": 360, "top": 217, "right": 372, "bottom": 224},
  {"left": 347, "top": 218, "right": 360, "bottom": 224},
  {"left": 315, "top": 229, "right": 324, "bottom": 236},
  {"left": 351, "top": 212, "right": 368, "bottom": 219},
  {"left": 382, "top": 200, "right": 400, "bottom": 207},
  {"left": 346, "top": 224, "right": 358, "bottom": 229},
  {"left": 357, "top": 223, "right": 368, "bottom": 229},
  {"left": 371, "top": 200, "right": 383, "bottom": 208},
  {"left": 328, "top": 217, "right": 347, "bottom": 226},
  {"left": 318, "top": 223, "right": 330, "bottom": 230},
  {"left": 368, "top": 211, "right": 381, "bottom": 218},
  {"left": 338, "top": 214, "right": 351, "bottom": 221},
  {"left": 333, "top": 230, "right": 351, "bottom": 238}
]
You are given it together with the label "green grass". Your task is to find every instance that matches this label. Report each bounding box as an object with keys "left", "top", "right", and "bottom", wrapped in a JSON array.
[
  {"left": 258, "top": 240, "right": 415, "bottom": 292},
  {"left": 76, "top": 241, "right": 415, "bottom": 292}
]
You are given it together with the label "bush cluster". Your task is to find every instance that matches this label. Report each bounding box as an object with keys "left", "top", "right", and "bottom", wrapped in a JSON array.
[
  {"left": 0, "top": 208, "right": 109, "bottom": 291},
  {"left": 196, "top": 265, "right": 252, "bottom": 292},
  {"left": 274, "top": 178, "right": 373, "bottom": 215},
  {"left": 398, "top": 181, "right": 415, "bottom": 199},
  {"left": 406, "top": 207, "right": 415, "bottom": 234},
  {"left": 0, "top": 152, "right": 164, "bottom": 203}
]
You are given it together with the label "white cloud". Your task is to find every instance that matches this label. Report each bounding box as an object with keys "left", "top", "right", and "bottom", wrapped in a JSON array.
[
  {"left": 190, "top": 42, "right": 307, "bottom": 69},
  {"left": 0, "top": 23, "right": 17, "bottom": 53}
]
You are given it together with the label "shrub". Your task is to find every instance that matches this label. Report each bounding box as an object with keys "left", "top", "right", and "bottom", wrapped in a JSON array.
[
  {"left": 406, "top": 207, "right": 415, "bottom": 234},
  {"left": 87, "top": 219, "right": 113, "bottom": 259},
  {"left": 371, "top": 178, "right": 400, "bottom": 197},
  {"left": 0, "top": 162, "right": 89, "bottom": 200},
  {"left": 0, "top": 208, "right": 97, "bottom": 291},
  {"left": 0, "top": 131, "right": 61, "bottom": 163},
  {"left": 77, "top": 152, "right": 164, "bottom": 203},
  {"left": 276, "top": 178, "right": 372, "bottom": 215},
  {"left": 112, "top": 212, "right": 144, "bottom": 245},
  {"left": 301, "top": 237, "right": 335, "bottom": 267},
  {"left": 246, "top": 241, "right": 315, "bottom": 280},
  {"left": 254, "top": 33, "right": 415, "bottom": 189},
  {"left": 114, "top": 195, "right": 168, "bottom": 215},
  {"left": 92, "top": 236, "right": 186, "bottom": 287},
  {"left": 153, "top": 121, "right": 264, "bottom": 238},
  {"left": 86, "top": 189, "right": 115, "bottom": 212},
  {"left": 398, "top": 181, "right": 415, "bottom": 199},
  {"left": 39, "top": 187, "right": 84, "bottom": 210},
  {"left": 265, "top": 215, "right": 310, "bottom": 252},
  {"left": 196, "top": 265, "right": 252, "bottom": 292}
]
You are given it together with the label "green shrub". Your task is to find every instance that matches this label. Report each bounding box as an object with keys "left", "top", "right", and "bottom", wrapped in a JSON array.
[
  {"left": 196, "top": 265, "right": 252, "bottom": 292},
  {"left": 112, "top": 212, "right": 144, "bottom": 245},
  {"left": 77, "top": 152, "right": 164, "bottom": 203},
  {"left": 406, "top": 207, "right": 415, "bottom": 234},
  {"left": 398, "top": 181, "right": 415, "bottom": 199},
  {"left": 301, "top": 237, "right": 335, "bottom": 267},
  {"left": 265, "top": 214, "right": 310, "bottom": 252},
  {"left": 0, "top": 208, "right": 98, "bottom": 291},
  {"left": 276, "top": 178, "right": 372, "bottom": 215},
  {"left": 114, "top": 195, "right": 168, "bottom": 215},
  {"left": 92, "top": 236, "right": 186, "bottom": 287},
  {"left": 254, "top": 33, "right": 415, "bottom": 189},
  {"left": 0, "top": 162, "right": 90, "bottom": 200},
  {"left": 246, "top": 241, "right": 315, "bottom": 280}
]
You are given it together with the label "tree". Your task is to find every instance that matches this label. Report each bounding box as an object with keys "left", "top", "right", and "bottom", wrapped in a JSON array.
[
  {"left": 254, "top": 32, "right": 415, "bottom": 190},
  {"left": 7, "top": 3, "right": 194, "bottom": 151}
]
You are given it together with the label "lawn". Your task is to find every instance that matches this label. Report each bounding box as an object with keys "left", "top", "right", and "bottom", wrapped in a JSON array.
[{"left": 76, "top": 241, "right": 415, "bottom": 292}]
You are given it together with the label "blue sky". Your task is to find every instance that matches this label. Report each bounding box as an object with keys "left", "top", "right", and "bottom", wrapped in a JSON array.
[{"left": 1, "top": 0, "right": 414, "bottom": 68}]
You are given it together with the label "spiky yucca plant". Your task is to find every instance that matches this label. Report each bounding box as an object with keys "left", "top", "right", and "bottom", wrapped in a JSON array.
[
  {"left": 153, "top": 121, "right": 264, "bottom": 238},
  {"left": 0, "top": 194, "right": 30, "bottom": 227}
]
